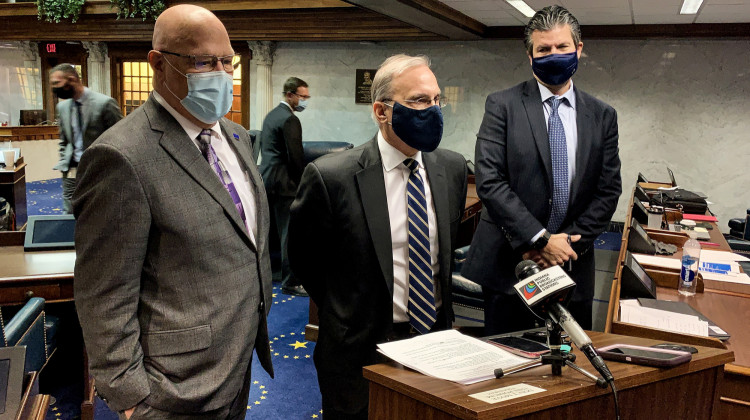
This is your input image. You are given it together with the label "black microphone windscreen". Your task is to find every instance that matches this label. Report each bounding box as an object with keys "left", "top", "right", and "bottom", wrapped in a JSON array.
[{"left": 515, "top": 260, "right": 541, "bottom": 280}]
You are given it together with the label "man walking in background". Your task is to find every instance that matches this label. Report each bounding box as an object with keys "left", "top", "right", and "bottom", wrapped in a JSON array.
[
  {"left": 259, "top": 77, "right": 311, "bottom": 296},
  {"left": 50, "top": 64, "right": 121, "bottom": 213}
]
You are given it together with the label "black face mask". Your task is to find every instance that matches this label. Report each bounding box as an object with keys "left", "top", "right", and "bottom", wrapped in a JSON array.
[{"left": 53, "top": 85, "right": 74, "bottom": 100}]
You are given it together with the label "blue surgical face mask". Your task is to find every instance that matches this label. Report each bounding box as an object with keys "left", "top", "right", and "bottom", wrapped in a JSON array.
[
  {"left": 295, "top": 99, "right": 308, "bottom": 112},
  {"left": 531, "top": 52, "right": 578, "bottom": 86},
  {"left": 163, "top": 57, "right": 233, "bottom": 124},
  {"left": 386, "top": 102, "right": 443, "bottom": 153}
]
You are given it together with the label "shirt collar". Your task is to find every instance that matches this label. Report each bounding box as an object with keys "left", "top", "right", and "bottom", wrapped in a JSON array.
[
  {"left": 153, "top": 90, "right": 221, "bottom": 141},
  {"left": 537, "top": 80, "right": 576, "bottom": 110},
  {"left": 377, "top": 130, "right": 423, "bottom": 173},
  {"left": 280, "top": 100, "right": 294, "bottom": 111}
]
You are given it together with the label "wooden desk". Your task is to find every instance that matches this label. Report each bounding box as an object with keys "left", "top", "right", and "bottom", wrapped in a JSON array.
[
  {"left": 0, "top": 125, "right": 59, "bottom": 142},
  {"left": 606, "top": 187, "right": 750, "bottom": 419},
  {"left": 364, "top": 332, "right": 733, "bottom": 419},
  {"left": 0, "top": 161, "right": 28, "bottom": 229},
  {"left": 0, "top": 246, "right": 75, "bottom": 305}
]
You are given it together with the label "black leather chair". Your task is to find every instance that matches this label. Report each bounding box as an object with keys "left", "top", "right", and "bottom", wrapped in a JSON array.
[
  {"left": 0, "top": 297, "right": 58, "bottom": 374},
  {"left": 302, "top": 141, "right": 354, "bottom": 164},
  {"left": 451, "top": 246, "right": 484, "bottom": 327}
]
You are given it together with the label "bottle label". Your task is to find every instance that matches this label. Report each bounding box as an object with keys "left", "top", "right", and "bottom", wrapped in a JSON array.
[{"left": 681, "top": 255, "right": 697, "bottom": 284}]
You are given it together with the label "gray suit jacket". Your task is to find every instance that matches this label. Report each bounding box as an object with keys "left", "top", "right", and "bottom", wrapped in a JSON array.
[
  {"left": 73, "top": 95, "right": 274, "bottom": 414},
  {"left": 54, "top": 88, "right": 122, "bottom": 172}
]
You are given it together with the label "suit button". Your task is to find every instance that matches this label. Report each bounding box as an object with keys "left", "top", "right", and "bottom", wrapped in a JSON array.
[
  {"left": 549, "top": 199, "right": 553, "bottom": 205},
  {"left": 258, "top": 300, "right": 265, "bottom": 313}
]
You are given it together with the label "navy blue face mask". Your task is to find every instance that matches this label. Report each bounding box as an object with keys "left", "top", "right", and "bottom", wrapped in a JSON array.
[
  {"left": 532, "top": 52, "right": 578, "bottom": 86},
  {"left": 387, "top": 102, "right": 443, "bottom": 153}
]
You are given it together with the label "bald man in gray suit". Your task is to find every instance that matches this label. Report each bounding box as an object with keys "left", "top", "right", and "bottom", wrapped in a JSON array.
[{"left": 73, "top": 5, "right": 273, "bottom": 419}]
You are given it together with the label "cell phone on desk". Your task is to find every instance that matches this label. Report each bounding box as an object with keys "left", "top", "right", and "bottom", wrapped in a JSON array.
[
  {"left": 597, "top": 344, "right": 692, "bottom": 367},
  {"left": 487, "top": 336, "right": 550, "bottom": 359}
]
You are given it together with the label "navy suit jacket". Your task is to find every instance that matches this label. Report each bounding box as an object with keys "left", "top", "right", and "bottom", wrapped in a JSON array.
[{"left": 462, "top": 80, "right": 621, "bottom": 297}]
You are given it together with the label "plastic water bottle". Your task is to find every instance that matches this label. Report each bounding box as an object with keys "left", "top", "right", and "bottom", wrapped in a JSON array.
[{"left": 678, "top": 231, "right": 700, "bottom": 296}]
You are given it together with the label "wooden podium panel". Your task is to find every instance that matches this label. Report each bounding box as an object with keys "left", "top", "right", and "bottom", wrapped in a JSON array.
[
  {"left": 0, "top": 162, "right": 28, "bottom": 229},
  {"left": 364, "top": 332, "right": 733, "bottom": 420}
]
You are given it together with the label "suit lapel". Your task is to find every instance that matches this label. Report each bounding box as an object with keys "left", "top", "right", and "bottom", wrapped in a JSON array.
[
  {"left": 219, "top": 120, "right": 266, "bottom": 253},
  {"left": 355, "top": 138, "right": 395, "bottom": 295},
  {"left": 145, "top": 97, "right": 256, "bottom": 252},
  {"left": 521, "top": 80, "right": 553, "bottom": 191},
  {"left": 81, "top": 95, "right": 91, "bottom": 134},
  {"left": 570, "top": 86, "right": 593, "bottom": 205},
  {"left": 423, "top": 152, "right": 451, "bottom": 290}
]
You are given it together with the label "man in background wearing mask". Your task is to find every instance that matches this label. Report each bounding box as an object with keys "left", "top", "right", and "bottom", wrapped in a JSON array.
[
  {"left": 259, "top": 77, "right": 310, "bottom": 296},
  {"left": 73, "top": 4, "right": 273, "bottom": 419},
  {"left": 49, "top": 64, "right": 121, "bottom": 213},
  {"left": 289, "top": 54, "right": 467, "bottom": 419},
  {"left": 462, "top": 5, "right": 621, "bottom": 334}
]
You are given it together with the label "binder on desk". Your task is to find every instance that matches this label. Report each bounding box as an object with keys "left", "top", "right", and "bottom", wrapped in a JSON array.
[{"left": 637, "top": 298, "right": 730, "bottom": 341}]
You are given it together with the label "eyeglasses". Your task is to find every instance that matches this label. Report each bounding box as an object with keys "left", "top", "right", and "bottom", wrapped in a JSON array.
[
  {"left": 290, "top": 92, "right": 312, "bottom": 100},
  {"left": 159, "top": 50, "right": 240, "bottom": 72},
  {"left": 382, "top": 97, "right": 446, "bottom": 110}
]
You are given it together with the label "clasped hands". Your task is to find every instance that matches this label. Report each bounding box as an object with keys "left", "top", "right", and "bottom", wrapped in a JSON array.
[{"left": 522, "top": 233, "right": 581, "bottom": 269}]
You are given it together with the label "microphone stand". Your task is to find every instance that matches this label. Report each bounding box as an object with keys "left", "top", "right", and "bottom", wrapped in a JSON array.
[{"left": 541, "top": 319, "right": 607, "bottom": 388}]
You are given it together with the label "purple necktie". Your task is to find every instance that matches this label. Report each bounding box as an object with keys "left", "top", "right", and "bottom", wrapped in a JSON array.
[{"left": 197, "top": 129, "right": 247, "bottom": 229}]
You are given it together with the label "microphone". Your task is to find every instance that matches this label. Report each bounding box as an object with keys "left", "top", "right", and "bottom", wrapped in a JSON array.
[{"left": 514, "top": 260, "right": 614, "bottom": 384}]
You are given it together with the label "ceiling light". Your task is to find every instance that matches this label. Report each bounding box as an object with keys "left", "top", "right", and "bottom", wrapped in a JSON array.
[
  {"left": 680, "top": 0, "right": 703, "bottom": 14},
  {"left": 506, "top": 0, "right": 536, "bottom": 18}
]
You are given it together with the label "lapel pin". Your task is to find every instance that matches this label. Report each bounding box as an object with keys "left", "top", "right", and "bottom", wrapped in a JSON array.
[{"left": 233, "top": 133, "right": 240, "bottom": 141}]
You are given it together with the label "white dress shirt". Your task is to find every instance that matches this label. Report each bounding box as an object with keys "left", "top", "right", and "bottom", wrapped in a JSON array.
[
  {"left": 153, "top": 91, "right": 258, "bottom": 245},
  {"left": 378, "top": 131, "right": 441, "bottom": 323}
]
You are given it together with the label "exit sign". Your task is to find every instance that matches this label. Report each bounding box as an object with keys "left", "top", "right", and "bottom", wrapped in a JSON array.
[{"left": 46, "top": 43, "right": 56, "bottom": 53}]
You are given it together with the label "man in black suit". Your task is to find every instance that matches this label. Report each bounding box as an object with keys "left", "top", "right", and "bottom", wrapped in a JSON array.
[
  {"left": 259, "top": 77, "right": 310, "bottom": 296},
  {"left": 462, "top": 5, "right": 621, "bottom": 335},
  {"left": 289, "top": 54, "right": 467, "bottom": 420}
]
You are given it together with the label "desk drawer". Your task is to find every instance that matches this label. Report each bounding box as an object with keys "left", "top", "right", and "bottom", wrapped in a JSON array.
[
  {"left": 715, "top": 369, "right": 750, "bottom": 419},
  {"left": 1, "top": 284, "right": 61, "bottom": 305}
]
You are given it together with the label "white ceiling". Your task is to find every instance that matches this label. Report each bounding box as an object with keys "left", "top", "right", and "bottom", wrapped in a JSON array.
[{"left": 440, "top": 0, "right": 750, "bottom": 26}]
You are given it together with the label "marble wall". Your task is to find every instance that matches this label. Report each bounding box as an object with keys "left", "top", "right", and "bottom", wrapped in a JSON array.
[{"left": 250, "top": 39, "right": 750, "bottom": 230}]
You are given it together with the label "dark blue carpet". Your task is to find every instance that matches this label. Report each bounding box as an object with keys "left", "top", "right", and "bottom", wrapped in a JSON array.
[{"left": 27, "top": 180, "right": 322, "bottom": 420}]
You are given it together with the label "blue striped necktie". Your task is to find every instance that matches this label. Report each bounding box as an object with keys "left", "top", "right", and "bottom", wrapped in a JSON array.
[
  {"left": 197, "top": 129, "right": 247, "bottom": 229},
  {"left": 404, "top": 158, "right": 436, "bottom": 334},
  {"left": 547, "top": 97, "right": 568, "bottom": 233}
]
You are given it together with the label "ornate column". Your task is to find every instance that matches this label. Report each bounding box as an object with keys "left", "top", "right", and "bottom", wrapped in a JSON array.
[
  {"left": 16, "top": 41, "right": 42, "bottom": 108},
  {"left": 248, "top": 41, "right": 277, "bottom": 127},
  {"left": 82, "top": 42, "right": 110, "bottom": 96}
]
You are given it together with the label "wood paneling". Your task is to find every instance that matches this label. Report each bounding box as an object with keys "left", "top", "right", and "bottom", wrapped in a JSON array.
[{"left": 0, "top": 7, "right": 443, "bottom": 42}]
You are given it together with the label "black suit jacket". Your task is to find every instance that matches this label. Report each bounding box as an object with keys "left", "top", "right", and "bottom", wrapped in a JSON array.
[
  {"left": 462, "top": 80, "right": 621, "bottom": 297},
  {"left": 288, "top": 137, "right": 467, "bottom": 413},
  {"left": 258, "top": 103, "right": 304, "bottom": 197}
]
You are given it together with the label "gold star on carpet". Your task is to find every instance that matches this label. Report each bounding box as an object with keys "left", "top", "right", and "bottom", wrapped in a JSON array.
[
  {"left": 312, "top": 415, "right": 318, "bottom": 418},
  {"left": 284, "top": 355, "right": 289, "bottom": 358},
  {"left": 290, "top": 332, "right": 296, "bottom": 335},
  {"left": 259, "top": 385, "right": 265, "bottom": 389},
  {"left": 247, "top": 405, "right": 252, "bottom": 409},
  {"left": 281, "top": 334, "right": 286, "bottom": 338},
  {"left": 282, "top": 300, "right": 287, "bottom": 303},
  {"left": 289, "top": 340, "right": 308, "bottom": 349},
  {"left": 272, "top": 293, "right": 277, "bottom": 298},
  {"left": 260, "top": 396, "right": 266, "bottom": 400},
  {"left": 274, "top": 301, "right": 278, "bottom": 304},
  {"left": 305, "top": 355, "right": 311, "bottom": 358},
  {"left": 274, "top": 337, "right": 279, "bottom": 341},
  {"left": 254, "top": 381, "right": 259, "bottom": 384},
  {"left": 294, "top": 356, "right": 299, "bottom": 359},
  {"left": 262, "top": 390, "right": 268, "bottom": 394},
  {"left": 274, "top": 352, "right": 279, "bottom": 356},
  {"left": 254, "top": 401, "right": 260, "bottom": 405}
]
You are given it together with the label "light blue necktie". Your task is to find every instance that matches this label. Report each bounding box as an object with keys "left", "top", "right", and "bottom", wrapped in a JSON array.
[
  {"left": 547, "top": 97, "right": 568, "bottom": 233},
  {"left": 404, "top": 158, "right": 436, "bottom": 334}
]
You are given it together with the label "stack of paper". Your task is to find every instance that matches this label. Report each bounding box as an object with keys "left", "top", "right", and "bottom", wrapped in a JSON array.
[
  {"left": 376, "top": 330, "right": 532, "bottom": 385},
  {"left": 620, "top": 299, "right": 709, "bottom": 337},
  {"left": 698, "top": 250, "right": 750, "bottom": 284}
]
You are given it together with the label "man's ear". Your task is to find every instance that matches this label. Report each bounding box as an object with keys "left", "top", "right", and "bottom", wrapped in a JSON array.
[
  {"left": 148, "top": 50, "right": 163, "bottom": 73},
  {"left": 372, "top": 102, "right": 388, "bottom": 124}
]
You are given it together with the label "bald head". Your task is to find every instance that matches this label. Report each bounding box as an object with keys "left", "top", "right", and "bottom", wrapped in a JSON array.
[{"left": 153, "top": 4, "right": 230, "bottom": 54}]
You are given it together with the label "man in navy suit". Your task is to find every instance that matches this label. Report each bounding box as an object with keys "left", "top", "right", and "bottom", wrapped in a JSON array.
[{"left": 462, "top": 5, "right": 621, "bottom": 334}]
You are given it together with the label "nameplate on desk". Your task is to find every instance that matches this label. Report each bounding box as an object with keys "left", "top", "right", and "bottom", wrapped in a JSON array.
[{"left": 469, "top": 384, "right": 546, "bottom": 404}]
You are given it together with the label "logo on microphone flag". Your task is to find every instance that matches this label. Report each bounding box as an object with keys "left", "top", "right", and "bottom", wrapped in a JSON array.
[{"left": 523, "top": 281, "right": 539, "bottom": 300}]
